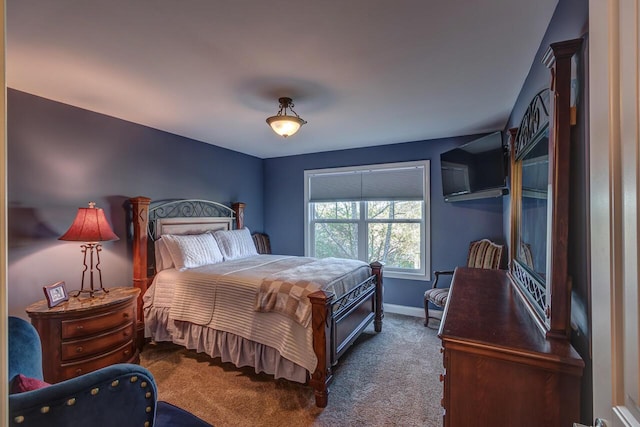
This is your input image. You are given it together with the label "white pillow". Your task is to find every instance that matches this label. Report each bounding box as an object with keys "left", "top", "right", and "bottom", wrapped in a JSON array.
[
  {"left": 162, "top": 233, "right": 224, "bottom": 271},
  {"left": 214, "top": 227, "right": 258, "bottom": 261},
  {"left": 154, "top": 237, "right": 175, "bottom": 272}
]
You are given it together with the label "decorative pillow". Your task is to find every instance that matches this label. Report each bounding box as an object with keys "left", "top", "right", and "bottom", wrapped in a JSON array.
[
  {"left": 10, "top": 374, "right": 50, "bottom": 394},
  {"left": 155, "top": 237, "right": 175, "bottom": 271},
  {"left": 162, "top": 233, "right": 224, "bottom": 271},
  {"left": 214, "top": 227, "right": 258, "bottom": 260}
]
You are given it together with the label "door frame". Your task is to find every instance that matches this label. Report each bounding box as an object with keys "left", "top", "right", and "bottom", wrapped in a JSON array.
[
  {"left": 589, "top": 0, "right": 640, "bottom": 425},
  {"left": 1, "top": 0, "right": 8, "bottom": 420}
]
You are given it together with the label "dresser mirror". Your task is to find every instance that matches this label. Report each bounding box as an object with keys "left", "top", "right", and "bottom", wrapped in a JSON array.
[
  {"left": 511, "top": 89, "right": 550, "bottom": 324},
  {"left": 518, "top": 129, "right": 549, "bottom": 280},
  {"left": 509, "top": 38, "right": 583, "bottom": 340}
]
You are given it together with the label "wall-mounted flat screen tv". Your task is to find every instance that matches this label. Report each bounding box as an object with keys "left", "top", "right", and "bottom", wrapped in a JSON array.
[{"left": 440, "top": 131, "right": 508, "bottom": 202}]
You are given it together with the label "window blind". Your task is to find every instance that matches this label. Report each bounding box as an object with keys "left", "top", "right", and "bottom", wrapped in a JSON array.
[{"left": 308, "top": 166, "right": 425, "bottom": 202}]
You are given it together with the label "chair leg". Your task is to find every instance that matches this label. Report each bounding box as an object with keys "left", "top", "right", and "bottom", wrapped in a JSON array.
[
  {"left": 424, "top": 296, "right": 442, "bottom": 329},
  {"left": 423, "top": 295, "right": 430, "bottom": 327}
]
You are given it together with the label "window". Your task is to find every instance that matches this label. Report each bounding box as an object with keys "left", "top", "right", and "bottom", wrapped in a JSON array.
[{"left": 304, "top": 161, "right": 430, "bottom": 280}]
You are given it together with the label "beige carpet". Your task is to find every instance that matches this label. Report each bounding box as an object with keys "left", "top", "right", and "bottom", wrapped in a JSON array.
[{"left": 140, "top": 313, "right": 443, "bottom": 426}]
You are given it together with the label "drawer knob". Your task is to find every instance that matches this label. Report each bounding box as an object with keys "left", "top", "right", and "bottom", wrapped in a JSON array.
[
  {"left": 75, "top": 368, "right": 83, "bottom": 375},
  {"left": 76, "top": 346, "right": 84, "bottom": 354},
  {"left": 123, "top": 330, "right": 129, "bottom": 337},
  {"left": 439, "top": 373, "right": 445, "bottom": 383},
  {"left": 124, "top": 349, "right": 131, "bottom": 356},
  {"left": 123, "top": 313, "right": 129, "bottom": 318},
  {"left": 76, "top": 325, "right": 84, "bottom": 330},
  {"left": 440, "top": 347, "right": 444, "bottom": 354}
]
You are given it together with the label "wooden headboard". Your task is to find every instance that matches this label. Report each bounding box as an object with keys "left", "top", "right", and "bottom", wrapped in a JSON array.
[{"left": 129, "top": 197, "right": 246, "bottom": 341}]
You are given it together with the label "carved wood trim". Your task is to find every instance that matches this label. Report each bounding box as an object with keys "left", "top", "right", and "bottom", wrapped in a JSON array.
[
  {"left": 129, "top": 196, "right": 151, "bottom": 346},
  {"left": 544, "top": 38, "right": 583, "bottom": 339},
  {"left": 232, "top": 202, "right": 245, "bottom": 229}
]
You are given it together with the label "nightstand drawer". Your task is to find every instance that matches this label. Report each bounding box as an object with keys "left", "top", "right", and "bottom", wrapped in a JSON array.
[
  {"left": 61, "top": 305, "right": 134, "bottom": 339},
  {"left": 61, "top": 321, "right": 134, "bottom": 361},
  {"left": 60, "top": 340, "right": 136, "bottom": 380}
]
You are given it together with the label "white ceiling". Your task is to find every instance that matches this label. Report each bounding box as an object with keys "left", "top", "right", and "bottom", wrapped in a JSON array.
[{"left": 6, "top": 0, "right": 558, "bottom": 159}]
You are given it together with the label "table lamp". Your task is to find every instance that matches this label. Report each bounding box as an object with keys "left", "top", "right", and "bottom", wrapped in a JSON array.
[{"left": 59, "top": 202, "right": 119, "bottom": 297}]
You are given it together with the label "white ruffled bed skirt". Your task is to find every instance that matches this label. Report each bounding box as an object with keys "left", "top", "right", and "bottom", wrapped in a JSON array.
[{"left": 144, "top": 306, "right": 309, "bottom": 383}]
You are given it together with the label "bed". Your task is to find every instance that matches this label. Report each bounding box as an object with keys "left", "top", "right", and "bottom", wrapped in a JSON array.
[{"left": 129, "top": 197, "right": 384, "bottom": 407}]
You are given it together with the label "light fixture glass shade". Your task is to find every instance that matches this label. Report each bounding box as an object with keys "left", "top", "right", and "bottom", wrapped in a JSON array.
[
  {"left": 59, "top": 203, "right": 119, "bottom": 243},
  {"left": 266, "top": 115, "right": 305, "bottom": 138},
  {"left": 266, "top": 97, "right": 307, "bottom": 137}
]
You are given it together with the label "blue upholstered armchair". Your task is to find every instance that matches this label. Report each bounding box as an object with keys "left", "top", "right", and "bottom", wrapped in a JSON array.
[{"left": 8, "top": 316, "right": 212, "bottom": 427}]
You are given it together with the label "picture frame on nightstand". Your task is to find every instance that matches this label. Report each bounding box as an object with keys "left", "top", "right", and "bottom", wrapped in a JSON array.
[{"left": 43, "top": 281, "right": 69, "bottom": 308}]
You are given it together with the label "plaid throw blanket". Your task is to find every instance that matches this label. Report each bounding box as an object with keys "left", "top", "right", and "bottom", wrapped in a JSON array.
[{"left": 255, "top": 257, "right": 369, "bottom": 327}]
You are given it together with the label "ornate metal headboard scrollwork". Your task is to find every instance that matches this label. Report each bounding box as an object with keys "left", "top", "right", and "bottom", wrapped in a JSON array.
[
  {"left": 148, "top": 199, "right": 236, "bottom": 240},
  {"left": 144, "top": 199, "right": 241, "bottom": 276},
  {"left": 129, "top": 196, "right": 246, "bottom": 284}
]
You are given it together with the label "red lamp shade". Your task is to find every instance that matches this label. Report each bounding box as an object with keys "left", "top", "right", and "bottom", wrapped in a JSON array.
[{"left": 59, "top": 202, "right": 119, "bottom": 243}]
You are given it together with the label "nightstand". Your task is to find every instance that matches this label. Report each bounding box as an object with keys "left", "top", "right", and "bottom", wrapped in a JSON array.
[{"left": 25, "top": 287, "right": 140, "bottom": 383}]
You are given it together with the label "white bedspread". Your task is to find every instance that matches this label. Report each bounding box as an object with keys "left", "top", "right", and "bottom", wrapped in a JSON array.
[{"left": 143, "top": 254, "right": 371, "bottom": 374}]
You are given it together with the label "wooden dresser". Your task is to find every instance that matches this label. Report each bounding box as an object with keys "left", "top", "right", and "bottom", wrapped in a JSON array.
[
  {"left": 438, "top": 268, "right": 584, "bottom": 426},
  {"left": 26, "top": 287, "right": 140, "bottom": 383}
]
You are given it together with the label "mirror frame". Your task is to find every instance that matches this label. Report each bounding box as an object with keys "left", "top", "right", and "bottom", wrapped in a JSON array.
[
  {"left": 509, "top": 38, "right": 583, "bottom": 340},
  {"left": 510, "top": 89, "right": 550, "bottom": 324}
]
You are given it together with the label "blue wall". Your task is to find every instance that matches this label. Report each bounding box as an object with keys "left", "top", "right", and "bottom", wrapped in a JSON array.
[
  {"left": 7, "top": 89, "right": 264, "bottom": 316},
  {"left": 263, "top": 137, "right": 507, "bottom": 308}
]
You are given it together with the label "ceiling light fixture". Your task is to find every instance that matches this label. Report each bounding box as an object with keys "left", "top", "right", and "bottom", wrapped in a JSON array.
[{"left": 266, "top": 97, "right": 307, "bottom": 138}]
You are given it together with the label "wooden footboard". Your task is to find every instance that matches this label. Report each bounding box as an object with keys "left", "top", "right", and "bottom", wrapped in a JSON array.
[
  {"left": 129, "top": 196, "right": 383, "bottom": 408},
  {"left": 308, "top": 262, "right": 383, "bottom": 408}
]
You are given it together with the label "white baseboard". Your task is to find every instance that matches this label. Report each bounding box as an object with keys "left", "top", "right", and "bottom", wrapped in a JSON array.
[
  {"left": 383, "top": 303, "right": 422, "bottom": 317},
  {"left": 384, "top": 303, "right": 435, "bottom": 319}
]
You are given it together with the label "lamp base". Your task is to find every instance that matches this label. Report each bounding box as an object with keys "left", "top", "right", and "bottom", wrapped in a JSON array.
[
  {"left": 72, "top": 242, "right": 110, "bottom": 298},
  {"left": 72, "top": 287, "right": 110, "bottom": 298}
]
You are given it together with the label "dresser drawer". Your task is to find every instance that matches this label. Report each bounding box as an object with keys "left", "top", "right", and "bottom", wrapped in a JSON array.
[
  {"left": 60, "top": 340, "right": 136, "bottom": 379},
  {"left": 61, "top": 321, "right": 134, "bottom": 361},
  {"left": 61, "top": 305, "right": 134, "bottom": 339}
]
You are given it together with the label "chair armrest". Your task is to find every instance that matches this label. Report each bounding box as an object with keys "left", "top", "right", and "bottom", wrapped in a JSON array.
[
  {"left": 432, "top": 270, "right": 455, "bottom": 289},
  {"left": 9, "top": 364, "right": 158, "bottom": 427}
]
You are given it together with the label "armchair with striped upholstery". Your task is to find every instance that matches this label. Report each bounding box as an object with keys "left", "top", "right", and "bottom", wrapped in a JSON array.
[
  {"left": 423, "top": 239, "right": 503, "bottom": 328},
  {"left": 252, "top": 232, "right": 271, "bottom": 254}
]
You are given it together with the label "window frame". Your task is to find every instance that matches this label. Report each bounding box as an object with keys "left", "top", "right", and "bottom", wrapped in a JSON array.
[{"left": 304, "top": 160, "right": 431, "bottom": 281}]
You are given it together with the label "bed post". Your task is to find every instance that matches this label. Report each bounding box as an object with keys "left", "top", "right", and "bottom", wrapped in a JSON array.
[
  {"left": 231, "top": 202, "right": 245, "bottom": 229},
  {"left": 308, "top": 290, "right": 333, "bottom": 408},
  {"left": 129, "top": 196, "right": 151, "bottom": 346},
  {"left": 370, "top": 261, "right": 384, "bottom": 332}
]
